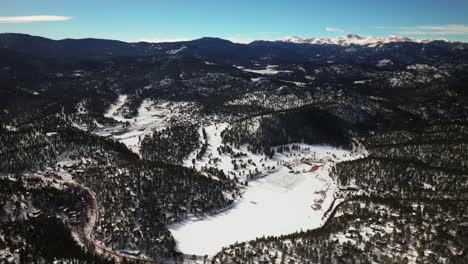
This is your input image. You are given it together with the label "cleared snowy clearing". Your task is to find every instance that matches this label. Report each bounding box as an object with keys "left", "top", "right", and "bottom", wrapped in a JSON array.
[
  {"left": 171, "top": 123, "right": 365, "bottom": 256},
  {"left": 96, "top": 95, "right": 198, "bottom": 154},
  {"left": 104, "top": 94, "right": 128, "bottom": 122}
]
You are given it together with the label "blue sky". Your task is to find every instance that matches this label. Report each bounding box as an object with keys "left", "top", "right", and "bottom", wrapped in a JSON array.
[{"left": 1, "top": 0, "right": 468, "bottom": 43}]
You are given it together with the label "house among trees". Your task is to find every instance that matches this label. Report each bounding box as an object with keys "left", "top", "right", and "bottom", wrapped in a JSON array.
[
  {"left": 309, "top": 165, "right": 323, "bottom": 172},
  {"left": 338, "top": 186, "right": 360, "bottom": 192}
]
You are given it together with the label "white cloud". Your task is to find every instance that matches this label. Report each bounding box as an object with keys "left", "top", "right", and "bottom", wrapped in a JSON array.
[
  {"left": 0, "top": 15, "right": 72, "bottom": 23},
  {"left": 325, "top": 27, "right": 344, "bottom": 32},
  {"left": 138, "top": 37, "right": 193, "bottom": 43},
  {"left": 377, "top": 24, "right": 468, "bottom": 35}
]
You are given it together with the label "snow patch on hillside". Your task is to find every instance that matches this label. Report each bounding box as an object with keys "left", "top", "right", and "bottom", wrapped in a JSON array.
[
  {"left": 377, "top": 59, "right": 394, "bottom": 67},
  {"left": 97, "top": 98, "right": 198, "bottom": 154},
  {"left": 251, "top": 77, "right": 264, "bottom": 82},
  {"left": 166, "top": 45, "right": 187, "bottom": 55},
  {"left": 236, "top": 65, "right": 293, "bottom": 75},
  {"left": 104, "top": 95, "right": 128, "bottom": 121},
  {"left": 281, "top": 80, "right": 307, "bottom": 87}
]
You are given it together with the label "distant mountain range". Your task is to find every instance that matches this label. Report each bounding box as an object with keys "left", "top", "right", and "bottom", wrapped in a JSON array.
[
  {"left": 277, "top": 34, "right": 450, "bottom": 46},
  {"left": 0, "top": 33, "right": 465, "bottom": 65},
  {"left": 0, "top": 33, "right": 456, "bottom": 54}
]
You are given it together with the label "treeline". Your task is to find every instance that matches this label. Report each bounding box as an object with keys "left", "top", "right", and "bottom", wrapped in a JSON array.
[
  {"left": 333, "top": 121, "right": 468, "bottom": 200},
  {"left": 72, "top": 160, "right": 236, "bottom": 259},
  {"left": 0, "top": 175, "right": 118, "bottom": 264},
  {"left": 0, "top": 176, "right": 91, "bottom": 233},
  {"left": 1, "top": 217, "right": 117, "bottom": 264},
  {"left": 214, "top": 198, "right": 468, "bottom": 264},
  {"left": 221, "top": 107, "right": 352, "bottom": 156},
  {"left": 140, "top": 124, "right": 200, "bottom": 164},
  {"left": 0, "top": 117, "right": 137, "bottom": 172},
  {"left": 0, "top": 115, "right": 238, "bottom": 260},
  {"left": 212, "top": 120, "right": 468, "bottom": 264}
]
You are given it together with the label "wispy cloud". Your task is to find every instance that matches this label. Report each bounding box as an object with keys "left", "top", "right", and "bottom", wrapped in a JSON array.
[
  {"left": 0, "top": 15, "right": 72, "bottom": 23},
  {"left": 139, "top": 37, "right": 193, "bottom": 43},
  {"left": 325, "top": 27, "right": 344, "bottom": 32},
  {"left": 400, "top": 25, "right": 468, "bottom": 35},
  {"left": 377, "top": 24, "right": 468, "bottom": 35}
]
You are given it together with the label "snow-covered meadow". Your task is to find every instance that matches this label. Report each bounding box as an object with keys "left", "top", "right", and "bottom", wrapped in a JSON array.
[{"left": 170, "top": 123, "right": 365, "bottom": 256}]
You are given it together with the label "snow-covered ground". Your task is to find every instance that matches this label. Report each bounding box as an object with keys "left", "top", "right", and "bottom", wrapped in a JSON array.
[
  {"left": 170, "top": 123, "right": 365, "bottom": 256},
  {"left": 96, "top": 96, "right": 198, "bottom": 154}
]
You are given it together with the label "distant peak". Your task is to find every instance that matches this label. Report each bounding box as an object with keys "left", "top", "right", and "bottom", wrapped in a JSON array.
[
  {"left": 191, "top": 37, "right": 236, "bottom": 44},
  {"left": 280, "top": 36, "right": 306, "bottom": 43},
  {"left": 345, "top": 34, "right": 363, "bottom": 39}
]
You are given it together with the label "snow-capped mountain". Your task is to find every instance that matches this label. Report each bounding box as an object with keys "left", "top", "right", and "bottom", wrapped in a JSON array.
[{"left": 278, "top": 34, "right": 448, "bottom": 46}]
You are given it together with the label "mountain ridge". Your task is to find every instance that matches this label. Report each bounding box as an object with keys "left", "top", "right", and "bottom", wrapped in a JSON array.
[
  {"left": 1, "top": 32, "right": 467, "bottom": 67},
  {"left": 0, "top": 32, "right": 459, "bottom": 46}
]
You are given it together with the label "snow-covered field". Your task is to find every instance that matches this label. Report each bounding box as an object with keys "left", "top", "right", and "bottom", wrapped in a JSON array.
[
  {"left": 170, "top": 123, "right": 365, "bottom": 256},
  {"left": 96, "top": 95, "right": 198, "bottom": 154}
]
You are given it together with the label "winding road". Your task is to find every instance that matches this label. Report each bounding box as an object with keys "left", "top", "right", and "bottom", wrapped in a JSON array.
[{"left": 2, "top": 173, "right": 161, "bottom": 264}]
